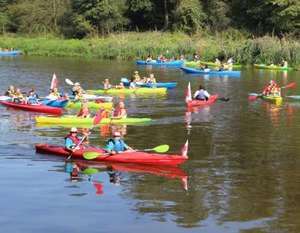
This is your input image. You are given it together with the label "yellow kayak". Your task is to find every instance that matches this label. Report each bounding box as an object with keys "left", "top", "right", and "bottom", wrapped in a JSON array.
[
  {"left": 261, "top": 95, "right": 283, "bottom": 105},
  {"left": 65, "top": 101, "right": 113, "bottom": 110}
]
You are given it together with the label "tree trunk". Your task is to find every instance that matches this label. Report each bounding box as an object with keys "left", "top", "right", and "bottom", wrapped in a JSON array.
[{"left": 163, "top": 0, "right": 169, "bottom": 30}]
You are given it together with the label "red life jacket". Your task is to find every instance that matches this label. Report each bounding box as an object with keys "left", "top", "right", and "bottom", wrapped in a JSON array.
[
  {"left": 65, "top": 134, "right": 81, "bottom": 145},
  {"left": 113, "top": 107, "right": 121, "bottom": 117}
]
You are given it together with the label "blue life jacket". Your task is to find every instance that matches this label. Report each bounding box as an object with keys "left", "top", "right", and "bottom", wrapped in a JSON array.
[{"left": 106, "top": 139, "right": 127, "bottom": 152}]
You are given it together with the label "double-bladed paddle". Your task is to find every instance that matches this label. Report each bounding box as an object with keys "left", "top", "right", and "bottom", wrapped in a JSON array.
[{"left": 82, "top": 144, "right": 170, "bottom": 160}]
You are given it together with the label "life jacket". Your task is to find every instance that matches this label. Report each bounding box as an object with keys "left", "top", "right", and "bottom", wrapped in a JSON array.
[
  {"left": 106, "top": 138, "right": 126, "bottom": 152},
  {"left": 65, "top": 133, "right": 81, "bottom": 145},
  {"left": 77, "top": 106, "right": 89, "bottom": 117},
  {"left": 113, "top": 107, "right": 126, "bottom": 118}
]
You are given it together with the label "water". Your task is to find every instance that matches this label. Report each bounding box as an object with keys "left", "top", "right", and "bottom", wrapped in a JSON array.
[{"left": 1, "top": 56, "right": 300, "bottom": 233}]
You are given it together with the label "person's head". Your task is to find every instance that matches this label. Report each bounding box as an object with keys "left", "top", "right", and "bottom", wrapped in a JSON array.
[
  {"left": 119, "top": 82, "right": 124, "bottom": 88},
  {"left": 269, "top": 80, "right": 275, "bottom": 85},
  {"left": 134, "top": 71, "right": 139, "bottom": 75},
  {"left": 113, "top": 131, "right": 121, "bottom": 139},
  {"left": 70, "top": 127, "right": 78, "bottom": 135},
  {"left": 9, "top": 85, "right": 14, "bottom": 91},
  {"left": 53, "top": 87, "right": 58, "bottom": 92},
  {"left": 104, "top": 78, "right": 109, "bottom": 83},
  {"left": 74, "top": 82, "right": 80, "bottom": 86},
  {"left": 199, "top": 85, "right": 204, "bottom": 90},
  {"left": 16, "top": 88, "right": 21, "bottom": 94},
  {"left": 149, "top": 73, "right": 154, "bottom": 79},
  {"left": 119, "top": 101, "right": 125, "bottom": 109}
]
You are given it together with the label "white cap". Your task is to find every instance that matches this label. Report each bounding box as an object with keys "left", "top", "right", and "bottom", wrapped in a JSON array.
[
  {"left": 70, "top": 127, "right": 78, "bottom": 133},
  {"left": 74, "top": 82, "right": 80, "bottom": 86}
]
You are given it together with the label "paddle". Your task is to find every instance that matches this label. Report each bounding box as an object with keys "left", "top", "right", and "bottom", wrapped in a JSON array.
[
  {"left": 65, "top": 78, "right": 74, "bottom": 86},
  {"left": 218, "top": 97, "right": 230, "bottom": 102},
  {"left": 248, "top": 82, "right": 296, "bottom": 101},
  {"left": 83, "top": 144, "right": 170, "bottom": 160},
  {"left": 66, "top": 135, "right": 87, "bottom": 160}
]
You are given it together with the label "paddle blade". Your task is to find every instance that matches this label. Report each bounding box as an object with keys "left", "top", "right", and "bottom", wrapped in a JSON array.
[
  {"left": 83, "top": 167, "right": 99, "bottom": 175},
  {"left": 152, "top": 144, "right": 169, "bottom": 153},
  {"left": 65, "top": 78, "right": 74, "bottom": 86},
  {"left": 283, "top": 82, "right": 296, "bottom": 89},
  {"left": 83, "top": 151, "right": 102, "bottom": 160},
  {"left": 93, "top": 109, "right": 103, "bottom": 125}
]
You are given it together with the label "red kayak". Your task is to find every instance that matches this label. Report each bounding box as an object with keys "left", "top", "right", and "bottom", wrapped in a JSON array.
[
  {"left": 0, "top": 100, "right": 63, "bottom": 115},
  {"left": 186, "top": 94, "right": 218, "bottom": 108},
  {"left": 35, "top": 143, "right": 188, "bottom": 166}
]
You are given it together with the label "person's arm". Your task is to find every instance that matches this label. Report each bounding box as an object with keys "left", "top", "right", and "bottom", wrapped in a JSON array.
[
  {"left": 193, "top": 90, "right": 199, "bottom": 99},
  {"left": 204, "top": 90, "right": 210, "bottom": 98},
  {"left": 65, "top": 138, "right": 75, "bottom": 150},
  {"left": 123, "top": 141, "right": 134, "bottom": 151},
  {"left": 105, "top": 141, "right": 115, "bottom": 154}
]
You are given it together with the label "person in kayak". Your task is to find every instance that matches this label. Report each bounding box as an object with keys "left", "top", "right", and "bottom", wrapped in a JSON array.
[
  {"left": 282, "top": 59, "right": 288, "bottom": 68},
  {"left": 146, "top": 55, "right": 153, "bottom": 62},
  {"left": 48, "top": 88, "right": 61, "bottom": 99},
  {"left": 5, "top": 85, "right": 16, "bottom": 97},
  {"left": 12, "top": 88, "right": 25, "bottom": 103},
  {"left": 132, "top": 71, "right": 141, "bottom": 82},
  {"left": 65, "top": 127, "right": 84, "bottom": 152},
  {"left": 129, "top": 77, "right": 138, "bottom": 89},
  {"left": 103, "top": 78, "right": 112, "bottom": 89},
  {"left": 262, "top": 80, "right": 280, "bottom": 96},
  {"left": 77, "top": 100, "right": 90, "bottom": 118},
  {"left": 26, "top": 89, "right": 39, "bottom": 104},
  {"left": 146, "top": 73, "right": 156, "bottom": 84},
  {"left": 112, "top": 101, "right": 127, "bottom": 119},
  {"left": 193, "top": 85, "right": 210, "bottom": 101},
  {"left": 104, "top": 131, "right": 134, "bottom": 154}
]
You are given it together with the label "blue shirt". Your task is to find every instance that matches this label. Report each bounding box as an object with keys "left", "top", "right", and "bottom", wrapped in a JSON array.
[
  {"left": 27, "top": 96, "right": 39, "bottom": 104},
  {"left": 105, "top": 139, "right": 129, "bottom": 152},
  {"left": 65, "top": 137, "right": 82, "bottom": 150}
]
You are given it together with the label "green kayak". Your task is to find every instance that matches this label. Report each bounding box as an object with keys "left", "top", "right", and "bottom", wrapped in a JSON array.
[
  {"left": 261, "top": 95, "right": 283, "bottom": 105},
  {"left": 87, "top": 87, "right": 167, "bottom": 95},
  {"left": 65, "top": 101, "right": 113, "bottom": 110},
  {"left": 35, "top": 115, "right": 152, "bottom": 126},
  {"left": 254, "top": 64, "right": 292, "bottom": 71},
  {"left": 185, "top": 60, "right": 242, "bottom": 69}
]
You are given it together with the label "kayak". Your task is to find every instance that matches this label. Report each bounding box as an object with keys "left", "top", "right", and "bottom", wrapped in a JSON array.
[
  {"left": 35, "top": 144, "right": 188, "bottom": 166},
  {"left": 41, "top": 99, "right": 69, "bottom": 108},
  {"left": 65, "top": 101, "right": 113, "bottom": 110},
  {"left": 185, "top": 61, "right": 242, "bottom": 69},
  {"left": 69, "top": 94, "right": 113, "bottom": 102},
  {"left": 35, "top": 115, "right": 152, "bottom": 125},
  {"left": 0, "top": 50, "right": 22, "bottom": 56},
  {"left": 261, "top": 95, "right": 283, "bottom": 105},
  {"left": 0, "top": 96, "right": 12, "bottom": 101},
  {"left": 87, "top": 87, "right": 167, "bottom": 95},
  {"left": 186, "top": 95, "right": 219, "bottom": 108},
  {"left": 286, "top": 95, "right": 300, "bottom": 100},
  {"left": 181, "top": 66, "right": 241, "bottom": 76},
  {"left": 121, "top": 78, "right": 177, "bottom": 89},
  {"left": 254, "top": 64, "right": 292, "bottom": 71},
  {"left": 136, "top": 60, "right": 184, "bottom": 67},
  {"left": 0, "top": 100, "right": 63, "bottom": 115}
]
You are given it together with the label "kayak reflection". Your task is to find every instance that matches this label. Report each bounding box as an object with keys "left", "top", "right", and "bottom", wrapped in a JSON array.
[{"left": 65, "top": 160, "right": 189, "bottom": 192}]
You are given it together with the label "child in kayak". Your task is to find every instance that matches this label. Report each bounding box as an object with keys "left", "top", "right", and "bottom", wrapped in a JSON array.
[
  {"left": 12, "top": 88, "right": 25, "bottom": 103},
  {"left": 77, "top": 100, "right": 90, "bottom": 118},
  {"left": 103, "top": 78, "right": 112, "bottom": 89},
  {"left": 26, "top": 89, "right": 39, "bottom": 104},
  {"left": 5, "top": 85, "right": 16, "bottom": 97},
  {"left": 129, "top": 77, "right": 138, "bottom": 89},
  {"left": 104, "top": 131, "right": 134, "bottom": 154},
  {"left": 262, "top": 80, "right": 281, "bottom": 96},
  {"left": 193, "top": 85, "right": 210, "bottom": 101},
  {"left": 146, "top": 73, "right": 156, "bottom": 84},
  {"left": 112, "top": 101, "right": 127, "bottom": 119},
  {"left": 65, "top": 127, "right": 84, "bottom": 152},
  {"left": 48, "top": 88, "right": 61, "bottom": 99}
]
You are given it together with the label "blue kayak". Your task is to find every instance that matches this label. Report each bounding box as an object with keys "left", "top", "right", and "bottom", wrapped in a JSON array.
[
  {"left": 136, "top": 60, "right": 184, "bottom": 67},
  {"left": 0, "top": 50, "right": 22, "bottom": 56},
  {"left": 181, "top": 66, "right": 241, "bottom": 77},
  {"left": 121, "top": 78, "right": 177, "bottom": 89},
  {"left": 41, "top": 99, "right": 69, "bottom": 108}
]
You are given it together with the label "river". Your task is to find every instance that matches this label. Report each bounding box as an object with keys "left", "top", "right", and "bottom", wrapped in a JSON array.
[{"left": 1, "top": 56, "right": 300, "bottom": 233}]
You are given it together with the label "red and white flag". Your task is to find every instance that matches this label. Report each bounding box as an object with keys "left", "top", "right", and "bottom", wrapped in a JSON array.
[
  {"left": 185, "top": 82, "right": 192, "bottom": 103},
  {"left": 181, "top": 140, "right": 189, "bottom": 158},
  {"left": 50, "top": 73, "right": 58, "bottom": 90}
]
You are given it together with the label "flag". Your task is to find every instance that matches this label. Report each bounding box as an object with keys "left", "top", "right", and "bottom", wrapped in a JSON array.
[
  {"left": 93, "top": 181, "right": 103, "bottom": 195},
  {"left": 50, "top": 73, "right": 58, "bottom": 89},
  {"left": 181, "top": 140, "right": 189, "bottom": 158},
  {"left": 185, "top": 82, "right": 192, "bottom": 103},
  {"left": 181, "top": 177, "right": 188, "bottom": 191},
  {"left": 93, "top": 109, "right": 104, "bottom": 125}
]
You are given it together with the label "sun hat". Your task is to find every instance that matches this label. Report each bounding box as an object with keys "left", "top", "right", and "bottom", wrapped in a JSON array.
[{"left": 70, "top": 127, "right": 78, "bottom": 133}]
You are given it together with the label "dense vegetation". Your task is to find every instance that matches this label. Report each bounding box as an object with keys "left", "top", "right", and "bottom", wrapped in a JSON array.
[{"left": 0, "top": 0, "right": 299, "bottom": 65}]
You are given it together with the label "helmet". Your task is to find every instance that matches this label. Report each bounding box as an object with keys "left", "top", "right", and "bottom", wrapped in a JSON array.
[{"left": 70, "top": 127, "right": 78, "bottom": 133}]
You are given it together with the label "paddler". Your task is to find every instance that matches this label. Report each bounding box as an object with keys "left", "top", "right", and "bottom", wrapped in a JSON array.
[
  {"left": 12, "top": 88, "right": 25, "bottom": 103},
  {"left": 129, "top": 77, "right": 138, "bottom": 89},
  {"left": 4, "top": 85, "right": 16, "bottom": 97},
  {"left": 65, "top": 127, "right": 84, "bottom": 152},
  {"left": 112, "top": 101, "right": 127, "bottom": 119},
  {"left": 193, "top": 85, "right": 210, "bottom": 101},
  {"left": 132, "top": 71, "right": 141, "bottom": 81},
  {"left": 146, "top": 73, "right": 156, "bottom": 84},
  {"left": 26, "top": 89, "right": 39, "bottom": 104},
  {"left": 72, "top": 82, "right": 83, "bottom": 96},
  {"left": 77, "top": 99, "right": 90, "bottom": 118},
  {"left": 104, "top": 131, "right": 134, "bottom": 154},
  {"left": 103, "top": 78, "right": 112, "bottom": 90},
  {"left": 262, "top": 80, "right": 280, "bottom": 96},
  {"left": 48, "top": 87, "right": 61, "bottom": 99},
  {"left": 282, "top": 59, "right": 288, "bottom": 68}
]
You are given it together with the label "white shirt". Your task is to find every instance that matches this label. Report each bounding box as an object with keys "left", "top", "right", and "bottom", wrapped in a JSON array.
[{"left": 193, "top": 89, "right": 210, "bottom": 99}]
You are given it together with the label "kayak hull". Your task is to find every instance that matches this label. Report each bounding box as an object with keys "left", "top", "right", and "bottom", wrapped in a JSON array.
[
  {"left": 187, "top": 95, "right": 219, "bottom": 108},
  {"left": 42, "top": 99, "right": 69, "bottom": 108},
  {"left": 87, "top": 87, "right": 167, "bottom": 95},
  {"left": 35, "top": 115, "right": 152, "bottom": 125},
  {"left": 261, "top": 95, "right": 283, "bottom": 105},
  {"left": 0, "top": 50, "right": 22, "bottom": 56},
  {"left": 121, "top": 78, "right": 177, "bottom": 89},
  {"left": 136, "top": 60, "right": 184, "bottom": 67},
  {"left": 185, "top": 61, "right": 241, "bottom": 69},
  {"left": 254, "top": 64, "right": 292, "bottom": 71},
  {"left": 65, "top": 101, "right": 113, "bottom": 110},
  {"left": 35, "top": 144, "right": 188, "bottom": 166},
  {"left": 0, "top": 100, "right": 63, "bottom": 115},
  {"left": 181, "top": 66, "right": 241, "bottom": 76}
]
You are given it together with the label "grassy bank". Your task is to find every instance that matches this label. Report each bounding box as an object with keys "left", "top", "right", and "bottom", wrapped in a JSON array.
[{"left": 0, "top": 32, "right": 299, "bottom": 67}]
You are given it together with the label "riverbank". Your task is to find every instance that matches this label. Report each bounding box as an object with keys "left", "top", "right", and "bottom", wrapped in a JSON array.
[{"left": 0, "top": 32, "right": 299, "bottom": 67}]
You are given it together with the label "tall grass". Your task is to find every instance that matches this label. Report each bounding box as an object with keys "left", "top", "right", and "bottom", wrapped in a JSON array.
[{"left": 0, "top": 32, "right": 299, "bottom": 66}]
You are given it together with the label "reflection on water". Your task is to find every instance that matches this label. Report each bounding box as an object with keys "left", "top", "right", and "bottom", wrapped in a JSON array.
[{"left": 1, "top": 57, "right": 300, "bottom": 232}]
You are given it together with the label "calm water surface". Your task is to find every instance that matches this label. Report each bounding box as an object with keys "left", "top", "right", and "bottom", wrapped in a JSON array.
[{"left": 1, "top": 56, "right": 300, "bottom": 233}]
